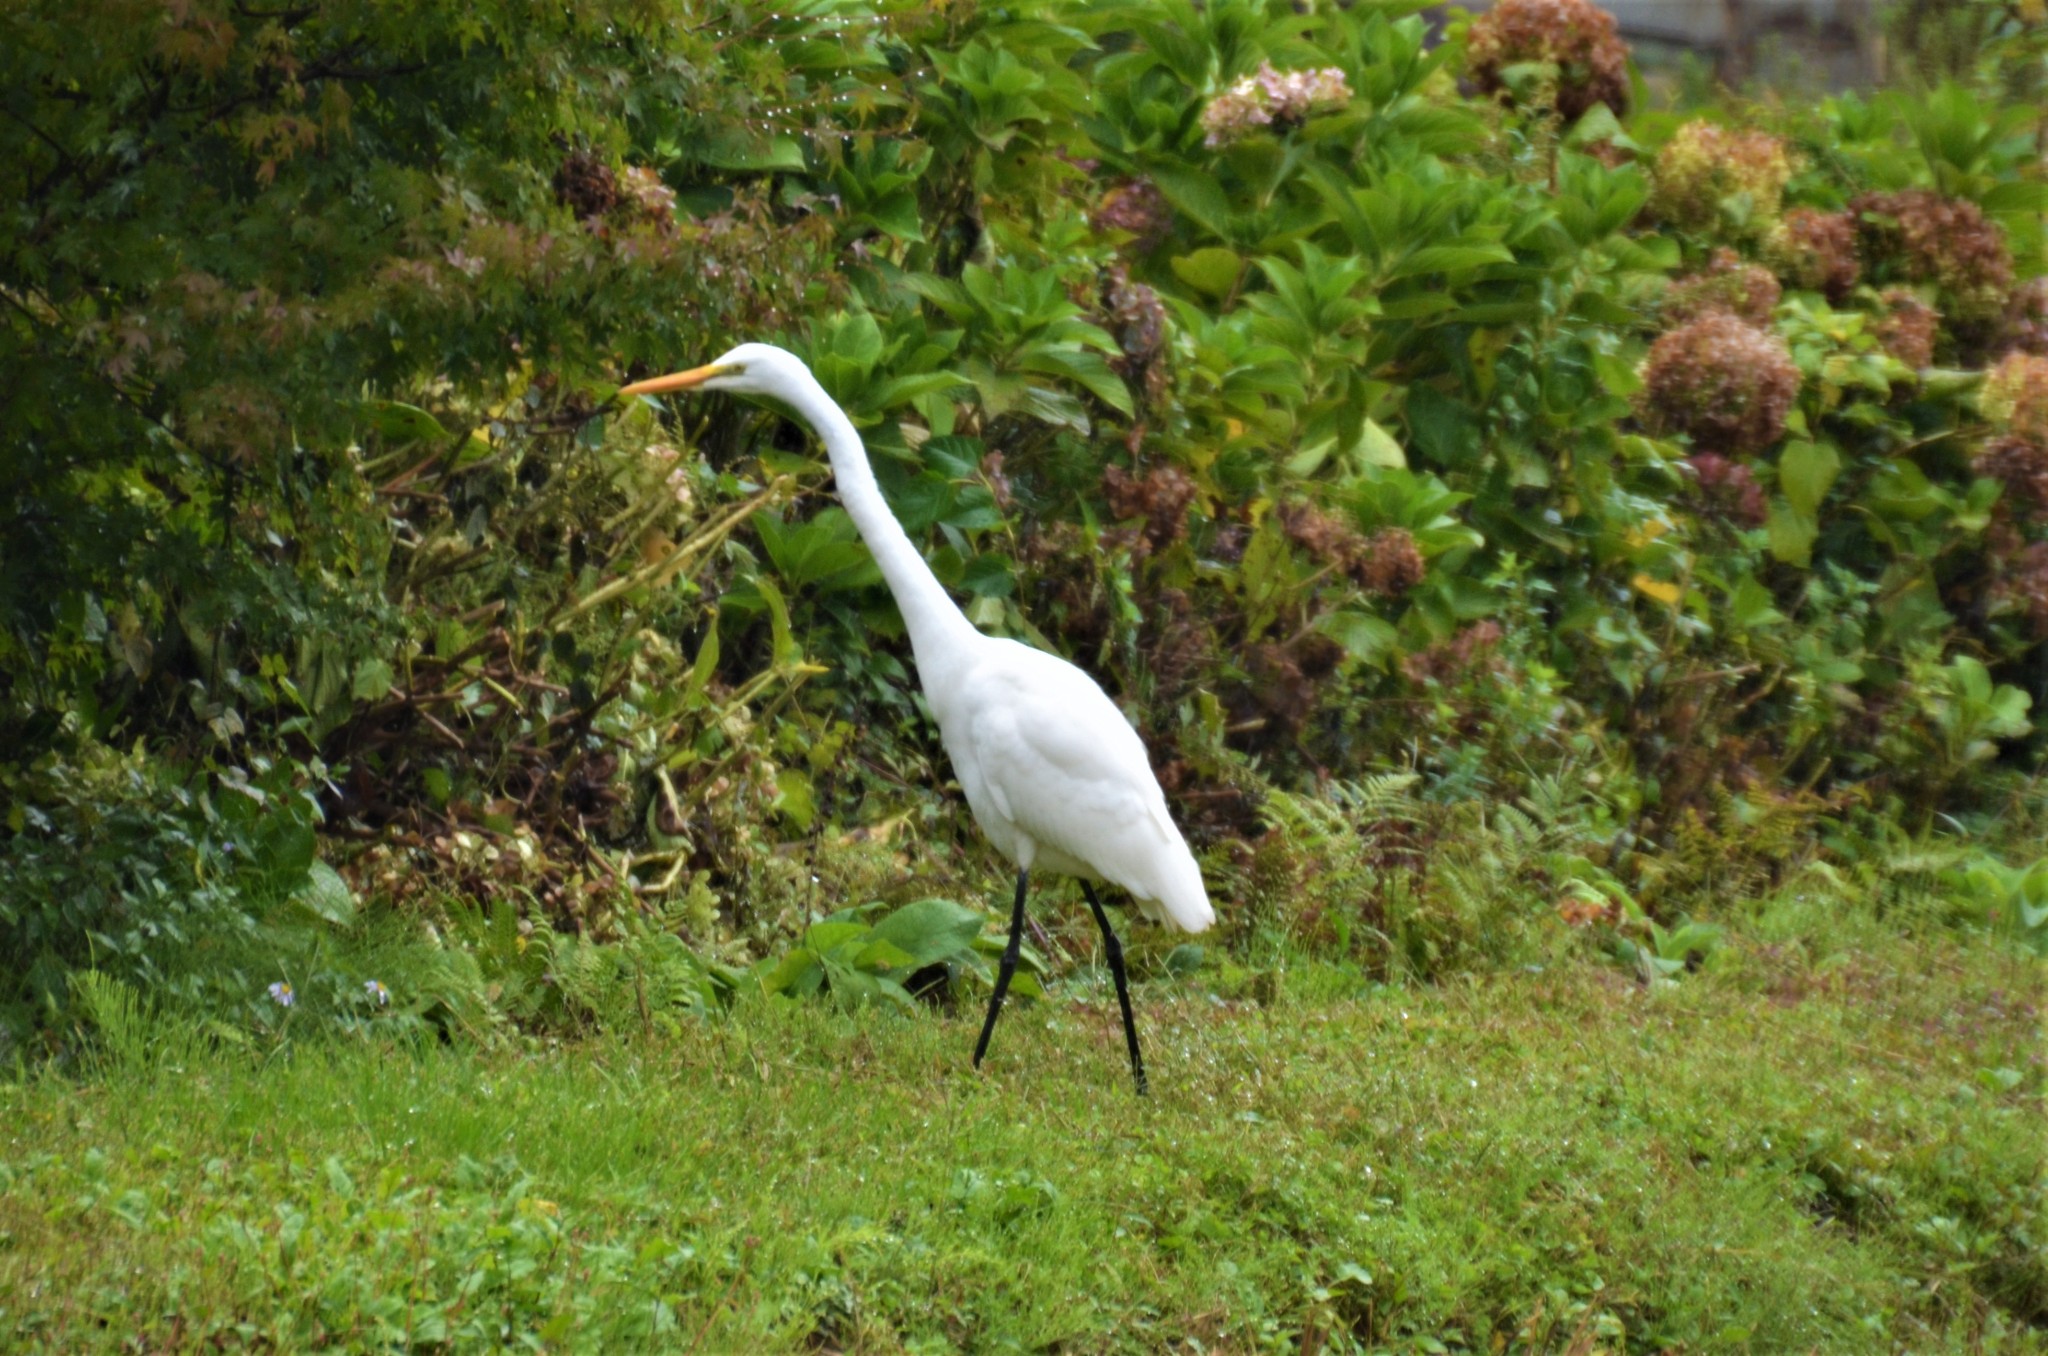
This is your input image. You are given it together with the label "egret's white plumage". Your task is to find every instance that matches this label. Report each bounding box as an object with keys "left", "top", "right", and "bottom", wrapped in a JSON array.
[{"left": 620, "top": 342, "right": 1212, "bottom": 1087}]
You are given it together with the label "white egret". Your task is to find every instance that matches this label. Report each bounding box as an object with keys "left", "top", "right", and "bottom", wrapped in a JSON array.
[{"left": 620, "top": 343, "right": 1213, "bottom": 1092}]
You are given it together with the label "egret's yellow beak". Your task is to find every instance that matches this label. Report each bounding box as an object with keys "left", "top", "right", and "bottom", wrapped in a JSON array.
[{"left": 618, "top": 362, "right": 739, "bottom": 397}]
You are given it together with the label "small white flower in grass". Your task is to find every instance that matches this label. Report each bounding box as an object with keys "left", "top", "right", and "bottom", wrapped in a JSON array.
[
  {"left": 267, "top": 981, "right": 294, "bottom": 1007},
  {"left": 364, "top": 979, "right": 390, "bottom": 1006}
]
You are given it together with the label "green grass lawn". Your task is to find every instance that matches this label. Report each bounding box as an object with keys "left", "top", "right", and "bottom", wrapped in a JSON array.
[{"left": 2, "top": 932, "right": 2041, "bottom": 1353}]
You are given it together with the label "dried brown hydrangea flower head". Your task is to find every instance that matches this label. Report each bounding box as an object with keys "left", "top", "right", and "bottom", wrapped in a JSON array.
[
  {"left": 1686, "top": 451, "right": 1769, "bottom": 527},
  {"left": 554, "top": 149, "right": 621, "bottom": 219},
  {"left": 1092, "top": 178, "right": 1174, "bottom": 253},
  {"left": 1279, "top": 504, "right": 1425, "bottom": 597},
  {"left": 1977, "top": 435, "right": 2048, "bottom": 524},
  {"left": 1663, "top": 248, "right": 1782, "bottom": 327},
  {"left": 1850, "top": 189, "right": 2013, "bottom": 322},
  {"left": 1652, "top": 122, "right": 1796, "bottom": 237},
  {"left": 1640, "top": 311, "right": 1801, "bottom": 455},
  {"left": 1103, "top": 264, "right": 1171, "bottom": 406},
  {"left": 1764, "top": 207, "right": 1861, "bottom": 301},
  {"left": 2001, "top": 277, "right": 2048, "bottom": 358},
  {"left": 1102, "top": 462, "right": 1198, "bottom": 556},
  {"left": 1358, "top": 528, "right": 1426, "bottom": 598},
  {"left": 1402, "top": 620, "right": 1506, "bottom": 686},
  {"left": 1994, "top": 540, "right": 2048, "bottom": 639},
  {"left": 1466, "top": 0, "right": 1630, "bottom": 121},
  {"left": 1981, "top": 352, "right": 2048, "bottom": 443},
  {"left": 1873, "top": 289, "right": 1939, "bottom": 371}
]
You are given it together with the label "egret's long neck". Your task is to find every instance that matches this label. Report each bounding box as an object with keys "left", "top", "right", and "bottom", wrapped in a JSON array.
[{"left": 785, "top": 375, "right": 979, "bottom": 665}]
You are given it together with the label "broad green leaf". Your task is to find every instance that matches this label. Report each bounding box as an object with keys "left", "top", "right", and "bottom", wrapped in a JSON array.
[
  {"left": 362, "top": 401, "right": 448, "bottom": 444},
  {"left": 1729, "top": 575, "right": 1785, "bottom": 629},
  {"left": 774, "top": 767, "right": 815, "bottom": 830},
  {"left": 700, "top": 132, "right": 806, "bottom": 172},
  {"left": 1404, "top": 385, "right": 1481, "bottom": 467},
  {"left": 1148, "top": 164, "right": 1233, "bottom": 241},
  {"left": 1383, "top": 242, "right": 1513, "bottom": 282},
  {"left": 1169, "top": 248, "right": 1243, "bottom": 300},
  {"left": 866, "top": 897, "right": 986, "bottom": 969},
  {"left": 1565, "top": 103, "right": 1629, "bottom": 148},
  {"left": 1778, "top": 440, "right": 1842, "bottom": 519},
  {"left": 352, "top": 657, "right": 394, "bottom": 702},
  {"left": 854, "top": 937, "right": 919, "bottom": 970},
  {"left": 292, "top": 862, "right": 357, "bottom": 926},
  {"left": 1767, "top": 502, "right": 1818, "bottom": 567},
  {"left": 1320, "top": 610, "right": 1398, "bottom": 664},
  {"left": 760, "top": 949, "right": 822, "bottom": 997},
  {"left": 803, "top": 920, "right": 871, "bottom": 953},
  {"left": 1356, "top": 418, "right": 1406, "bottom": 469}
]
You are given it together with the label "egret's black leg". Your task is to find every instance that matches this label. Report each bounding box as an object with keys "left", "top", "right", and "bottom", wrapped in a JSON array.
[
  {"left": 973, "top": 867, "right": 1030, "bottom": 1070},
  {"left": 1082, "top": 882, "right": 1148, "bottom": 1096}
]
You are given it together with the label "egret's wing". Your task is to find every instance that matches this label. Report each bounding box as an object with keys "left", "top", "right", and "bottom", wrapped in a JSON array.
[{"left": 961, "top": 649, "right": 1212, "bottom": 932}]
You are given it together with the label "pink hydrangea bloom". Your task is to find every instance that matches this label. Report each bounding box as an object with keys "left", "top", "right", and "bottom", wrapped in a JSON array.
[{"left": 1201, "top": 61, "right": 1351, "bottom": 147}]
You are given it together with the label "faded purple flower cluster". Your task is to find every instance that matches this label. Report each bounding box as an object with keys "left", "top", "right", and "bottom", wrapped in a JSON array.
[
  {"left": 2002, "top": 278, "right": 2048, "bottom": 358},
  {"left": 1850, "top": 189, "right": 2013, "bottom": 322},
  {"left": 1201, "top": 62, "right": 1351, "bottom": 148},
  {"left": 1873, "top": 289, "right": 1939, "bottom": 370},
  {"left": 1640, "top": 311, "right": 1801, "bottom": 456},
  {"left": 1466, "top": 0, "right": 1630, "bottom": 121},
  {"left": 1662, "top": 247, "right": 1781, "bottom": 327},
  {"left": 1765, "top": 207, "right": 1861, "bottom": 302},
  {"left": 1091, "top": 177, "right": 1174, "bottom": 252}
]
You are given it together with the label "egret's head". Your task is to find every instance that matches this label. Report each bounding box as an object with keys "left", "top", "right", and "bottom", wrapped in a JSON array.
[{"left": 618, "top": 342, "right": 809, "bottom": 400}]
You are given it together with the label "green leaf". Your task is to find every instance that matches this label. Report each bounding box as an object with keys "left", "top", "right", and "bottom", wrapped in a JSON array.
[
  {"left": 1729, "top": 575, "right": 1785, "bottom": 629},
  {"left": 1593, "top": 352, "right": 1643, "bottom": 398},
  {"left": 854, "top": 937, "right": 920, "bottom": 970},
  {"left": 1169, "top": 248, "right": 1243, "bottom": 300},
  {"left": 1766, "top": 501, "right": 1818, "bottom": 567},
  {"left": 1383, "top": 242, "right": 1513, "bottom": 282},
  {"left": 362, "top": 401, "right": 448, "bottom": 444},
  {"left": 700, "top": 132, "right": 806, "bottom": 172},
  {"left": 1020, "top": 347, "right": 1134, "bottom": 415},
  {"left": 1148, "top": 163, "right": 1233, "bottom": 241},
  {"left": 291, "top": 862, "right": 356, "bottom": 926},
  {"left": 1565, "top": 103, "right": 1630, "bottom": 149},
  {"left": 1778, "top": 440, "right": 1841, "bottom": 519},
  {"left": 688, "top": 620, "right": 720, "bottom": 694},
  {"left": 1980, "top": 181, "right": 2048, "bottom": 217},
  {"left": 1404, "top": 385, "right": 1482, "bottom": 467},
  {"left": 1356, "top": 418, "right": 1406, "bottom": 469},
  {"left": 760, "top": 949, "right": 822, "bottom": 998},
  {"left": 774, "top": 767, "right": 815, "bottom": 831},
  {"left": 1321, "top": 611, "right": 1398, "bottom": 665},
  {"left": 351, "top": 657, "right": 394, "bottom": 702},
  {"left": 754, "top": 575, "right": 797, "bottom": 668},
  {"left": 804, "top": 920, "right": 872, "bottom": 954},
  {"left": 866, "top": 898, "right": 986, "bottom": 969}
]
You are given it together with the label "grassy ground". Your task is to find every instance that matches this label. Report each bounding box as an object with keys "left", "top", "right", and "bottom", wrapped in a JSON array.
[{"left": 1, "top": 924, "right": 2042, "bottom": 1353}]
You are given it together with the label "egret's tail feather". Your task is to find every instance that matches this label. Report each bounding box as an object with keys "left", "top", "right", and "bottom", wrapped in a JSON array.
[{"left": 1137, "top": 844, "right": 1213, "bottom": 934}]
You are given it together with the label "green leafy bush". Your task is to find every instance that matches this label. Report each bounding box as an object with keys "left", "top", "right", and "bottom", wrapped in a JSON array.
[{"left": 2, "top": 0, "right": 2043, "bottom": 1044}]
